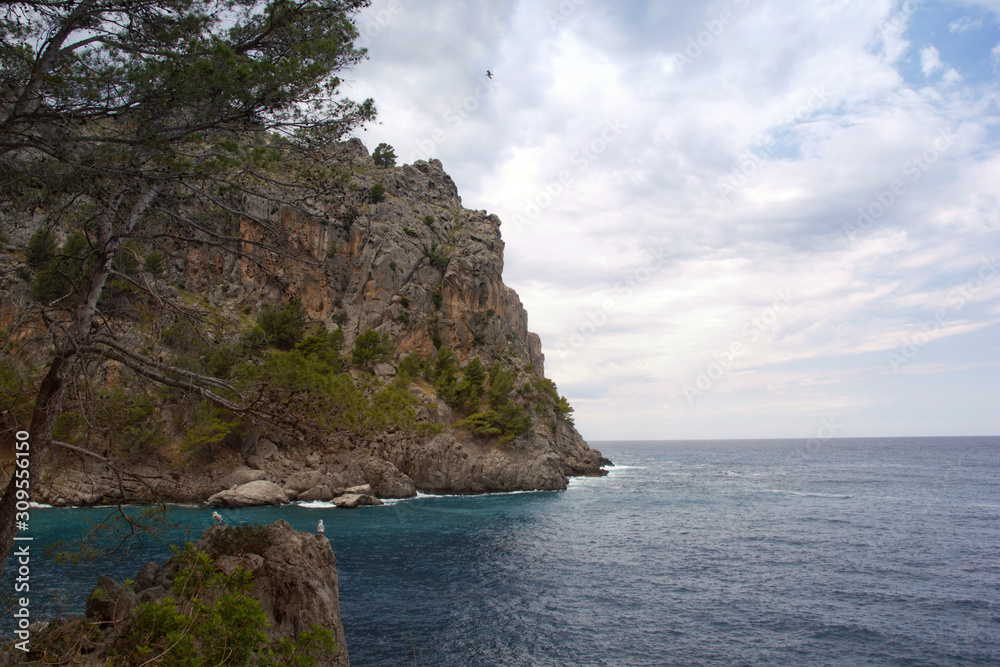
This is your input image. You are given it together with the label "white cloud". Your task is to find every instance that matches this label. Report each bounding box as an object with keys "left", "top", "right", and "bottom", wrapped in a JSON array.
[
  {"left": 949, "top": 16, "right": 985, "bottom": 32},
  {"left": 349, "top": 0, "right": 1000, "bottom": 439},
  {"left": 920, "top": 45, "right": 944, "bottom": 76}
]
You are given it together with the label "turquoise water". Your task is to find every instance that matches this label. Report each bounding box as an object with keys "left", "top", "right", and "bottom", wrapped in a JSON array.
[{"left": 3, "top": 437, "right": 1000, "bottom": 665}]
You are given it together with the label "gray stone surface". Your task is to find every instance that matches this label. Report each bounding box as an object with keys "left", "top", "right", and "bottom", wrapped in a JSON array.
[
  {"left": 333, "top": 493, "right": 383, "bottom": 508},
  {"left": 207, "top": 480, "right": 289, "bottom": 507}
]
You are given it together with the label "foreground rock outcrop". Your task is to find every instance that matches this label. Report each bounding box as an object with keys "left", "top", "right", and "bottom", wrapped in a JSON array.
[{"left": 3, "top": 521, "right": 349, "bottom": 666}]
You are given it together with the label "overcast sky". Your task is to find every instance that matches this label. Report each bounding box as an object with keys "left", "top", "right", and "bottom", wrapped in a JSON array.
[{"left": 345, "top": 0, "right": 1000, "bottom": 441}]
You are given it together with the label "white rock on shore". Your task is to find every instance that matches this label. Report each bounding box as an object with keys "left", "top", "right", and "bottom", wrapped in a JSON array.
[{"left": 207, "top": 480, "right": 289, "bottom": 507}]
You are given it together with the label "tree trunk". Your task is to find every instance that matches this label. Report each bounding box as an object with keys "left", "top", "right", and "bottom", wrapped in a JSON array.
[
  {"left": 0, "top": 185, "right": 154, "bottom": 577},
  {"left": 0, "top": 353, "right": 70, "bottom": 575}
]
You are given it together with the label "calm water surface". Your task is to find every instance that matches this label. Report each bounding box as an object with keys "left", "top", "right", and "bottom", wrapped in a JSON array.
[{"left": 3, "top": 437, "right": 999, "bottom": 665}]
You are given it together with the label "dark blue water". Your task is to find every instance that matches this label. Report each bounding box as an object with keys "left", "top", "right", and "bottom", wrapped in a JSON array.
[{"left": 4, "top": 437, "right": 999, "bottom": 665}]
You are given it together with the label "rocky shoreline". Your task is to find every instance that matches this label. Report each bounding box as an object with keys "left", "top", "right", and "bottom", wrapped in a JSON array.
[
  {"left": 9, "top": 139, "right": 612, "bottom": 510},
  {"left": 35, "top": 425, "right": 611, "bottom": 508}
]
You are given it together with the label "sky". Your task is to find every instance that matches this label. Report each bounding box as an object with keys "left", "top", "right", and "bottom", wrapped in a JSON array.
[{"left": 344, "top": 0, "right": 1000, "bottom": 441}]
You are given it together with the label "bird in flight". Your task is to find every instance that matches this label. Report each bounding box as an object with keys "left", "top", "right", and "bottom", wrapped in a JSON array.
[
  {"left": 212, "top": 511, "right": 224, "bottom": 524},
  {"left": 486, "top": 70, "right": 493, "bottom": 79}
]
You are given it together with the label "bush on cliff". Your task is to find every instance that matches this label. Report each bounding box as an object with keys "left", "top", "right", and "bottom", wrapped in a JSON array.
[
  {"left": 116, "top": 545, "right": 336, "bottom": 666},
  {"left": 455, "top": 403, "right": 533, "bottom": 445},
  {"left": 350, "top": 329, "right": 393, "bottom": 370},
  {"left": 258, "top": 300, "right": 308, "bottom": 351},
  {"left": 372, "top": 143, "right": 397, "bottom": 167},
  {"left": 455, "top": 356, "right": 486, "bottom": 411}
]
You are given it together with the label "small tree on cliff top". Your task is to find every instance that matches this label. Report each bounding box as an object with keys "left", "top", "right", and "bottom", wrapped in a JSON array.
[{"left": 0, "top": 0, "right": 375, "bottom": 576}]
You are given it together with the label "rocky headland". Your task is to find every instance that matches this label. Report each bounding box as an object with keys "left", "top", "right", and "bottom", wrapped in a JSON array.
[{"left": 2, "top": 139, "right": 610, "bottom": 508}]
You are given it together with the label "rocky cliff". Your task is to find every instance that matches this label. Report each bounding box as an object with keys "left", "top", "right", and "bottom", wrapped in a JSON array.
[{"left": 2, "top": 139, "right": 610, "bottom": 507}]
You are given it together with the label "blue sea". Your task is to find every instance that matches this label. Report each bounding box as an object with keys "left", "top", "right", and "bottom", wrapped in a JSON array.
[{"left": 3, "top": 437, "right": 999, "bottom": 665}]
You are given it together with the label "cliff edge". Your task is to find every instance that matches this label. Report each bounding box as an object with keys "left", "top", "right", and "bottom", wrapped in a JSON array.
[{"left": 2, "top": 139, "right": 610, "bottom": 507}]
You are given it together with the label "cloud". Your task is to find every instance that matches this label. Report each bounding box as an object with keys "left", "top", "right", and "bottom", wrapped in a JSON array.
[
  {"left": 920, "top": 45, "right": 945, "bottom": 76},
  {"left": 348, "top": 0, "right": 1000, "bottom": 439},
  {"left": 949, "top": 16, "right": 985, "bottom": 33}
]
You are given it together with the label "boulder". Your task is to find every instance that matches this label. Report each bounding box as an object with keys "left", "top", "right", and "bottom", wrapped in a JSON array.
[
  {"left": 134, "top": 561, "right": 159, "bottom": 591},
  {"left": 85, "top": 575, "right": 138, "bottom": 627},
  {"left": 373, "top": 362, "right": 395, "bottom": 377},
  {"left": 196, "top": 520, "right": 349, "bottom": 665},
  {"left": 356, "top": 457, "right": 416, "bottom": 498},
  {"left": 254, "top": 438, "right": 278, "bottom": 460},
  {"left": 333, "top": 493, "right": 383, "bottom": 509},
  {"left": 219, "top": 468, "right": 268, "bottom": 489},
  {"left": 342, "top": 483, "right": 373, "bottom": 496},
  {"left": 207, "top": 480, "right": 289, "bottom": 507},
  {"left": 298, "top": 485, "right": 333, "bottom": 502},
  {"left": 285, "top": 470, "right": 322, "bottom": 493}
]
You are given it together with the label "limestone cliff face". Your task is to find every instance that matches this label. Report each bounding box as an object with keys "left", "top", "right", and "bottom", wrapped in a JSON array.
[
  {"left": 192, "top": 139, "right": 545, "bottom": 372},
  {"left": 29, "top": 139, "right": 609, "bottom": 506}
]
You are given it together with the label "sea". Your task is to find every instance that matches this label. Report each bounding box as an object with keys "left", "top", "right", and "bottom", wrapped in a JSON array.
[{"left": 2, "top": 437, "right": 999, "bottom": 666}]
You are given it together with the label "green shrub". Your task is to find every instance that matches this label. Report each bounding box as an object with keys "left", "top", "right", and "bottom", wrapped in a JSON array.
[
  {"left": 257, "top": 300, "right": 307, "bottom": 351},
  {"left": 555, "top": 395, "right": 575, "bottom": 424},
  {"left": 368, "top": 183, "right": 387, "bottom": 203},
  {"left": 455, "top": 356, "right": 486, "bottom": 411},
  {"left": 372, "top": 143, "right": 397, "bottom": 167},
  {"left": 487, "top": 363, "right": 516, "bottom": 407},
  {"left": 403, "top": 227, "right": 416, "bottom": 237},
  {"left": 432, "top": 347, "right": 459, "bottom": 402},
  {"left": 29, "top": 231, "right": 88, "bottom": 304},
  {"left": 425, "top": 247, "right": 449, "bottom": 271},
  {"left": 206, "top": 525, "right": 273, "bottom": 558},
  {"left": 431, "top": 291, "right": 443, "bottom": 310},
  {"left": 117, "top": 546, "right": 337, "bottom": 666},
  {"left": 422, "top": 215, "right": 435, "bottom": 226},
  {"left": 144, "top": 251, "right": 166, "bottom": 277},
  {"left": 350, "top": 329, "right": 392, "bottom": 369},
  {"left": 182, "top": 402, "right": 239, "bottom": 454},
  {"left": 397, "top": 352, "right": 428, "bottom": 382},
  {"left": 455, "top": 403, "right": 533, "bottom": 444},
  {"left": 296, "top": 327, "right": 345, "bottom": 368},
  {"left": 26, "top": 227, "right": 57, "bottom": 268}
]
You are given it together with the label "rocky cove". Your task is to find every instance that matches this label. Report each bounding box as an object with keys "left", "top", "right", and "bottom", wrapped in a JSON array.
[
  {"left": 1, "top": 137, "right": 612, "bottom": 664},
  {"left": 5, "top": 139, "right": 610, "bottom": 507}
]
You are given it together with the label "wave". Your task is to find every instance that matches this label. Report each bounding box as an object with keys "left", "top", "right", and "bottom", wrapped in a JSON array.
[{"left": 764, "top": 489, "right": 852, "bottom": 499}]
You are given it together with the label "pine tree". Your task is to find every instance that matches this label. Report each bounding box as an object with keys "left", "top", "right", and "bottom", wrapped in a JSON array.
[{"left": 0, "top": 0, "right": 375, "bottom": 577}]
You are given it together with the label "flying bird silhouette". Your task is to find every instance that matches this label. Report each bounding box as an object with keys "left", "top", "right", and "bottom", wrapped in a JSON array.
[{"left": 486, "top": 70, "right": 493, "bottom": 79}]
